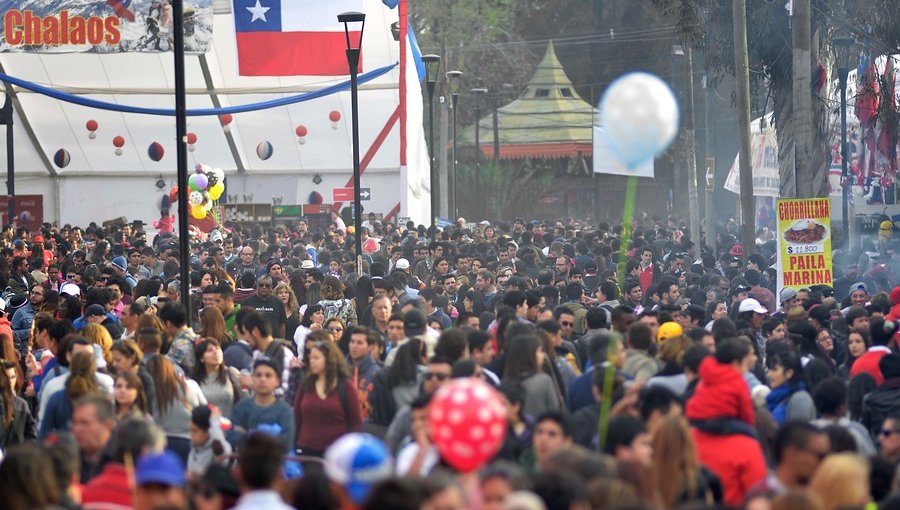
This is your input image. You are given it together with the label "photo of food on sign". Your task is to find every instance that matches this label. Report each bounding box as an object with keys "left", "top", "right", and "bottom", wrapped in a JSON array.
[{"left": 784, "top": 219, "right": 828, "bottom": 244}]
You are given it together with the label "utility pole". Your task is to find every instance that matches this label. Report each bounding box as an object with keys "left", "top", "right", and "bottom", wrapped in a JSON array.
[
  {"left": 792, "top": 0, "right": 812, "bottom": 197},
  {"left": 704, "top": 74, "right": 715, "bottom": 248},
  {"left": 684, "top": 47, "right": 701, "bottom": 252},
  {"left": 439, "top": 98, "right": 450, "bottom": 219},
  {"left": 733, "top": 0, "right": 755, "bottom": 256}
]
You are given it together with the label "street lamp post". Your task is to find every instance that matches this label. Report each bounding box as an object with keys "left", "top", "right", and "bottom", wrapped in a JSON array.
[
  {"left": 0, "top": 92, "right": 14, "bottom": 224},
  {"left": 422, "top": 54, "right": 441, "bottom": 226},
  {"left": 338, "top": 11, "right": 366, "bottom": 274},
  {"left": 834, "top": 34, "right": 855, "bottom": 250},
  {"left": 470, "top": 88, "right": 487, "bottom": 221},
  {"left": 446, "top": 70, "right": 463, "bottom": 220}
]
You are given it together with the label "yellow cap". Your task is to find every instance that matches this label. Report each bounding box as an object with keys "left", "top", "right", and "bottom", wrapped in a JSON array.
[{"left": 658, "top": 321, "right": 683, "bottom": 341}]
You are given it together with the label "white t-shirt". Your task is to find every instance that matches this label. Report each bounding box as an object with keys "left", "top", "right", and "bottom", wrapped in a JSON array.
[{"left": 395, "top": 442, "right": 439, "bottom": 476}]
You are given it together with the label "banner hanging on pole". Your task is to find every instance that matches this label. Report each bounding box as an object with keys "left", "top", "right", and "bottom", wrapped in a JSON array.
[
  {"left": 0, "top": 0, "right": 213, "bottom": 53},
  {"left": 775, "top": 197, "right": 834, "bottom": 299},
  {"left": 725, "top": 126, "right": 780, "bottom": 197}
]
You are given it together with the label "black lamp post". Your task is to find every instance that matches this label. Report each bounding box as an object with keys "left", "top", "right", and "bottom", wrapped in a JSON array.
[
  {"left": 338, "top": 11, "right": 366, "bottom": 274},
  {"left": 0, "top": 91, "right": 14, "bottom": 224},
  {"left": 173, "top": 0, "right": 191, "bottom": 312},
  {"left": 470, "top": 87, "right": 487, "bottom": 220},
  {"left": 422, "top": 54, "right": 441, "bottom": 226},
  {"left": 834, "top": 34, "right": 855, "bottom": 249},
  {"left": 446, "top": 70, "right": 463, "bottom": 220}
]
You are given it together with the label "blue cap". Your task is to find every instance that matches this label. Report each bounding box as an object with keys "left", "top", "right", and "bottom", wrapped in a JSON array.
[
  {"left": 111, "top": 256, "right": 128, "bottom": 272},
  {"left": 136, "top": 451, "right": 186, "bottom": 487},
  {"left": 325, "top": 433, "right": 392, "bottom": 503}
]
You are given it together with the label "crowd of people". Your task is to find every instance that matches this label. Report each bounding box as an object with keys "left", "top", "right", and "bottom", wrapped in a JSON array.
[{"left": 0, "top": 213, "right": 899, "bottom": 510}]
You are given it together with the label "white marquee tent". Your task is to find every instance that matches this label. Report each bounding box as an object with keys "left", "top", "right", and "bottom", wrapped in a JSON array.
[{"left": 0, "top": 0, "right": 431, "bottom": 227}]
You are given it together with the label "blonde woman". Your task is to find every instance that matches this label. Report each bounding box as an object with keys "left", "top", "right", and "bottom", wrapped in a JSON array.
[
  {"left": 651, "top": 415, "right": 711, "bottom": 508},
  {"left": 275, "top": 282, "right": 301, "bottom": 340},
  {"left": 809, "top": 453, "right": 869, "bottom": 510},
  {"left": 82, "top": 323, "right": 113, "bottom": 368}
]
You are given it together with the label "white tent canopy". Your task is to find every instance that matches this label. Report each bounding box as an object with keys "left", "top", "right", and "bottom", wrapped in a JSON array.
[{"left": 0, "top": 0, "right": 431, "bottom": 227}]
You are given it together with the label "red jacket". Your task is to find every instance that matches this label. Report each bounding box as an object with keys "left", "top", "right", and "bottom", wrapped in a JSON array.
[
  {"left": 686, "top": 357, "right": 755, "bottom": 426},
  {"left": 81, "top": 463, "right": 132, "bottom": 510},
  {"left": 690, "top": 429, "right": 767, "bottom": 506},
  {"left": 686, "top": 358, "right": 765, "bottom": 506},
  {"left": 850, "top": 347, "right": 890, "bottom": 385},
  {"left": 637, "top": 264, "right": 656, "bottom": 294},
  {"left": 0, "top": 317, "right": 13, "bottom": 350}
]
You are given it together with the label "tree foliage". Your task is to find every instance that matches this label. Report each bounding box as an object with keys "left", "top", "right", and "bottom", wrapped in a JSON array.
[{"left": 652, "top": 0, "right": 900, "bottom": 198}]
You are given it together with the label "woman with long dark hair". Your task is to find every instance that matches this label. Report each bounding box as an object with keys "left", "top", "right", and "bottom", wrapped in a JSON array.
[
  {"left": 0, "top": 334, "right": 23, "bottom": 394},
  {"left": 354, "top": 275, "right": 375, "bottom": 318},
  {"left": 113, "top": 371, "right": 150, "bottom": 422},
  {"left": 369, "top": 338, "right": 428, "bottom": 427},
  {"left": 293, "top": 304, "right": 325, "bottom": 358},
  {"left": 0, "top": 361, "right": 34, "bottom": 448},
  {"left": 462, "top": 288, "right": 486, "bottom": 317},
  {"left": 192, "top": 338, "right": 244, "bottom": 417},
  {"left": 765, "top": 350, "right": 815, "bottom": 425},
  {"left": 293, "top": 341, "right": 361, "bottom": 456},
  {"left": 57, "top": 293, "right": 82, "bottom": 322},
  {"left": 503, "top": 333, "right": 562, "bottom": 416},
  {"left": 290, "top": 270, "right": 308, "bottom": 307},
  {"left": 146, "top": 354, "right": 206, "bottom": 463},
  {"left": 839, "top": 329, "right": 870, "bottom": 378}
]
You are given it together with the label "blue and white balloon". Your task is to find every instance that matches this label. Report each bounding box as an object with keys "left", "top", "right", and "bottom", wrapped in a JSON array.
[{"left": 599, "top": 72, "right": 679, "bottom": 169}]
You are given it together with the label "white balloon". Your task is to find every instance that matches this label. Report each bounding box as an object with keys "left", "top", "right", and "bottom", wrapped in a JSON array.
[
  {"left": 114, "top": 148, "right": 123, "bottom": 156},
  {"left": 599, "top": 72, "right": 679, "bottom": 169},
  {"left": 189, "top": 191, "right": 204, "bottom": 206},
  {"left": 211, "top": 168, "right": 225, "bottom": 183},
  {"left": 88, "top": 132, "right": 97, "bottom": 140}
]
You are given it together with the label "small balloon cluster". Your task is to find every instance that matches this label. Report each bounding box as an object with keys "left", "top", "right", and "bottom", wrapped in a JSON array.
[{"left": 173, "top": 164, "right": 226, "bottom": 220}]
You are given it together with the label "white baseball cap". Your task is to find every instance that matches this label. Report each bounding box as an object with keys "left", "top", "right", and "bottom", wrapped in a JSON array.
[
  {"left": 60, "top": 283, "right": 81, "bottom": 297},
  {"left": 395, "top": 258, "right": 410, "bottom": 270},
  {"left": 738, "top": 297, "right": 767, "bottom": 314}
]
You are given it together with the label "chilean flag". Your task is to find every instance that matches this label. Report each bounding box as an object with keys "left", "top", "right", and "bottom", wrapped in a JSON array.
[{"left": 233, "top": 0, "right": 363, "bottom": 76}]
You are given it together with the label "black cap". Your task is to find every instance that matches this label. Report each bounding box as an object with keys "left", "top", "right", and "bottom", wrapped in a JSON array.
[
  {"left": 404, "top": 309, "right": 426, "bottom": 337},
  {"left": 84, "top": 304, "right": 107, "bottom": 317}
]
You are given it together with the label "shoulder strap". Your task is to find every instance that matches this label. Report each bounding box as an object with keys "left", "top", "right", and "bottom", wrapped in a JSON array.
[{"left": 338, "top": 378, "right": 351, "bottom": 427}]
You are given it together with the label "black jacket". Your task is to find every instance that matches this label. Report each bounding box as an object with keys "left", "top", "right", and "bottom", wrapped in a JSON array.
[
  {"left": 861, "top": 377, "right": 900, "bottom": 438},
  {"left": 0, "top": 395, "right": 35, "bottom": 449}
]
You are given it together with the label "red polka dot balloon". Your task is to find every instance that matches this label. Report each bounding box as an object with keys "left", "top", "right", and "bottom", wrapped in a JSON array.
[{"left": 427, "top": 378, "right": 507, "bottom": 472}]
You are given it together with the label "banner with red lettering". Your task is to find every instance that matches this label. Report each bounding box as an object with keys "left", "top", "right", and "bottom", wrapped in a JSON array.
[
  {"left": 776, "top": 198, "right": 834, "bottom": 298},
  {"left": 0, "top": 0, "right": 212, "bottom": 53}
]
